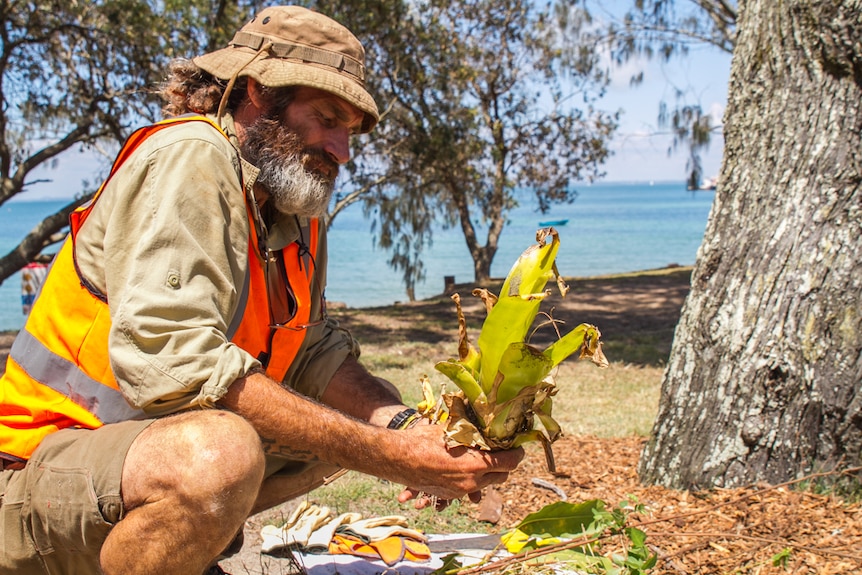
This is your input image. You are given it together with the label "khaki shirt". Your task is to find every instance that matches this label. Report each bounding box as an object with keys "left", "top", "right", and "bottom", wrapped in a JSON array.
[{"left": 74, "top": 113, "right": 355, "bottom": 416}]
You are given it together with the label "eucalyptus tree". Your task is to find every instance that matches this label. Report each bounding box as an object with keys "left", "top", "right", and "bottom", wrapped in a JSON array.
[
  {"left": 639, "top": 0, "right": 861, "bottom": 488},
  {"left": 0, "top": 0, "right": 255, "bottom": 283},
  {"left": 317, "top": 0, "right": 617, "bottom": 295}
]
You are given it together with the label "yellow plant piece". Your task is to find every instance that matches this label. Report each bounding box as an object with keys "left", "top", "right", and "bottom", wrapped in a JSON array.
[
  {"left": 432, "top": 228, "right": 608, "bottom": 470},
  {"left": 416, "top": 375, "right": 447, "bottom": 423},
  {"left": 500, "top": 528, "right": 563, "bottom": 554}
]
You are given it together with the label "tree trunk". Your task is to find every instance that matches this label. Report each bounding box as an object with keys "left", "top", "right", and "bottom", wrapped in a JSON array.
[
  {"left": 638, "top": 0, "right": 862, "bottom": 489},
  {"left": 470, "top": 244, "right": 495, "bottom": 284}
]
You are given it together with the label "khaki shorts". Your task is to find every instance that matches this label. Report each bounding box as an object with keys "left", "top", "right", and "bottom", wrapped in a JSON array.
[
  {"left": 1, "top": 415, "right": 334, "bottom": 574},
  {"left": 0, "top": 419, "right": 154, "bottom": 575}
]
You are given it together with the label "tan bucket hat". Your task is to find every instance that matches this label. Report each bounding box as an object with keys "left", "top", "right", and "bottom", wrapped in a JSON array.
[{"left": 194, "top": 5, "right": 379, "bottom": 132}]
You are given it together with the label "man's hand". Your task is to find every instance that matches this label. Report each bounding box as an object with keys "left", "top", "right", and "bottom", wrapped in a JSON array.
[
  {"left": 221, "top": 369, "right": 523, "bottom": 510},
  {"left": 387, "top": 422, "right": 524, "bottom": 507},
  {"left": 317, "top": 355, "right": 524, "bottom": 500},
  {"left": 397, "top": 488, "right": 484, "bottom": 511}
]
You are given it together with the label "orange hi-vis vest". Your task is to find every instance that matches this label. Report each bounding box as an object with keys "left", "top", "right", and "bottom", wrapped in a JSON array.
[{"left": 0, "top": 116, "right": 319, "bottom": 462}]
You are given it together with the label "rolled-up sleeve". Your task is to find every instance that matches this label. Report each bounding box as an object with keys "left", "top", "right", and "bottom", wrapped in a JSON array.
[{"left": 75, "top": 122, "right": 260, "bottom": 415}]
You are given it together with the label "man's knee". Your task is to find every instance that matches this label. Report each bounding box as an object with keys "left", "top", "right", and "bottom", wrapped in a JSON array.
[{"left": 123, "top": 410, "right": 265, "bottom": 511}]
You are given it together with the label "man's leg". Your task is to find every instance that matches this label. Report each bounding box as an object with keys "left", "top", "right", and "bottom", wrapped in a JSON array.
[
  {"left": 247, "top": 375, "right": 402, "bottom": 515},
  {"left": 100, "top": 410, "right": 265, "bottom": 575},
  {"left": 251, "top": 461, "right": 342, "bottom": 515}
]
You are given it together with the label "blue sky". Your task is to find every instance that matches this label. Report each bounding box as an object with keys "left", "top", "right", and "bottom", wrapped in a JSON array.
[
  {"left": 25, "top": 43, "right": 732, "bottom": 200},
  {"left": 601, "top": 43, "right": 732, "bottom": 183}
]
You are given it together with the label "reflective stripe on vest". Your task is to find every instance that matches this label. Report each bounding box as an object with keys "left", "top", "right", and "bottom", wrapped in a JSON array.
[
  {"left": 9, "top": 328, "right": 145, "bottom": 423},
  {"left": 0, "top": 116, "right": 319, "bottom": 460}
]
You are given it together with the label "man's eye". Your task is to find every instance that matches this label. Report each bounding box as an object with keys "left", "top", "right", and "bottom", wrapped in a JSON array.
[{"left": 319, "top": 114, "right": 336, "bottom": 128}]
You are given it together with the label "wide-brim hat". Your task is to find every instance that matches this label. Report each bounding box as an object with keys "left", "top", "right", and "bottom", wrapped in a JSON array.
[{"left": 194, "top": 6, "right": 379, "bottom": 133}]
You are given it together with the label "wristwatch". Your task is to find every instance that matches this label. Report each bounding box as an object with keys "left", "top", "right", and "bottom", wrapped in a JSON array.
[{"left": 387, "top": 408, "right": 421, "bottom": 430}]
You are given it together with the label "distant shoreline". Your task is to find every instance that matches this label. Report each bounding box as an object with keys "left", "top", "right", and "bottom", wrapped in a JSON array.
[
  {"left": 5, "top": 180, "right": 706, "bottom": 204},
  {"left": 0, "top": 264, "right": 693, "bottom": 337},
  {"left": 2, "top": 182, "right": 713, "bottom": 325}
]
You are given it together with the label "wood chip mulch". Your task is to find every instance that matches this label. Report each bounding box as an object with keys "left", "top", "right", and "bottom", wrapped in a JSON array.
[{"left": 489, "top": 435, "right": 862, "bottom": 574}]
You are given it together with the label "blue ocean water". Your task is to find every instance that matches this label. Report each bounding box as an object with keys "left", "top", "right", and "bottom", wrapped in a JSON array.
[{"left": 0, "top": 182, "right": 714, "bottom": 331}]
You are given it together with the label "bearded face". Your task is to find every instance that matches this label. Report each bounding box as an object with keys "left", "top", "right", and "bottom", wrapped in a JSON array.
[{"left": 239, "top": 113, "right": 340, "bottom": 217}]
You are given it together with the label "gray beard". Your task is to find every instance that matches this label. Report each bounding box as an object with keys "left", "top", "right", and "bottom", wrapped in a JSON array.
[
  {"left": 240, "top": 115, "right": 338, "bottom": 218},
  {"left": 256, "top": 154, "right": 335, "bottom": 217}
]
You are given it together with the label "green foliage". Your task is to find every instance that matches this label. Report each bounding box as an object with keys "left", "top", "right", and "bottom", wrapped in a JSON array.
[
  {"left": 771, "top": 547, "right": 792, "bottom": 569},
  {"left": 0, "top": 0, "right": 260, "bottom": 281},
  {"left": 658, "top": 100, "right": 713, "bottom": 189},
  {"left": 431, "top": 552, "right": 465, "bottom": 575},
  {"left": 442, "top": 498, "right": 657, "bottom": 575},
  {"left": 314, "top": 0, "right": 617, "bottom": 294},
  {"left": 605, "top": 0, "right": 736, "bottom": 63},
  {"left": 1, "top": 0, "right": 251, "bottom": 189},
  {"left": 515, "top": 500, "right": 603, "bottom": 541},
  {"left": 433, "top": 229, "right": 607, "bottom": 452}
]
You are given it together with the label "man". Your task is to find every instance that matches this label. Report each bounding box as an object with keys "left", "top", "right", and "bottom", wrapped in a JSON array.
[{"left": 0, "top": 6, "right": 523, "bottom": 575}]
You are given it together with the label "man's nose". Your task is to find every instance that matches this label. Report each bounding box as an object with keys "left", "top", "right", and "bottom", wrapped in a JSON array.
[{"left": 323, "top": 128, "right": 351, "bottom": 165}]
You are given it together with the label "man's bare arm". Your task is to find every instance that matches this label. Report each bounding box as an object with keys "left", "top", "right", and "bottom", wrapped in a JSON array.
[
  {"left": 319, "top": 354, "right": 407, "bottom": 427},
  {"left": 217, "top": 370, "right": 523, "bottom": 500}
]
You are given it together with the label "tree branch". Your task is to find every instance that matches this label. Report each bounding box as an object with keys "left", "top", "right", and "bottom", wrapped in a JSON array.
[
  {"left": 0, "top": 122, "right": 93, "bottom": 205},
  {"left": 0, "top": 195, "right": 91, "bottom": 285}
]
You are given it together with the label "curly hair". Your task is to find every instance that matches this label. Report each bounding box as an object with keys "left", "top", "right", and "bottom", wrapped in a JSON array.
[{"left": 158, "top": 58, "right": 296, "bottom": 118}]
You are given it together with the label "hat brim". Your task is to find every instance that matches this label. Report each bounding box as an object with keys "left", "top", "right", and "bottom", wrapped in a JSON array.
[{"left": 194, "top": 48, "right": 379, "bottom": 133}]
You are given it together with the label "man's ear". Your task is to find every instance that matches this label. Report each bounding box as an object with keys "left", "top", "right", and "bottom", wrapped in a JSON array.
[{"left": 245, "top": 78, "right": 270, "bottom": 113}]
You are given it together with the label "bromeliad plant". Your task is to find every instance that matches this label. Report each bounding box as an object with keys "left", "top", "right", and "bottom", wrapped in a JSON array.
[{"left": 428, "top": 228, "right": 608, "bottom": 471}]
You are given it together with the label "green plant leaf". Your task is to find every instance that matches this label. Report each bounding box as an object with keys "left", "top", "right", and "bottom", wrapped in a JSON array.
[
  {"left": 535, "top": 395, "right": 562, "bottom": 442},
  {"left": 485, "top": 388, "right": 539, "bottom": 441},
  {"left": 514, "top": 500, "right": 603, "bottom": 539},
  {"left": 429, "top": 552, "right": 463, "bottom": 575},
  {"left": 493, "top": 342, "right": 554, "bottom": 403},
  {"left": 626, "top": 527, "right": 647, "bottom": 547},
  {"left": 476, "top": 229, "right": 561, "bottom": 392},
  {"left": 543, "top": 322, "right": 591, "bottom": 366},
  {"left": 433, "top": 229, "right": 607, "bottom": 454},
  {"left": 434, "top": 360, "right": 484, "bottom": 404},
  {"left": 772, "top": 547, "right": 792, "bottom": 568}
]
